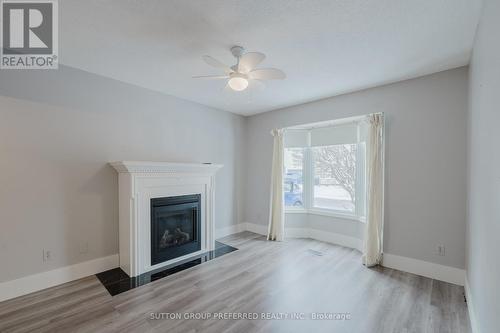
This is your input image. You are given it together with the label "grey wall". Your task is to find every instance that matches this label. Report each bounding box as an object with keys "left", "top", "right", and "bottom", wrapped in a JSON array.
[
  {"left": 466, "top": 0, "right": 500, "bottom": 331},
  {"left": 0, "top": 63, "right": 470, "bottom": 285},
  {"left": 0, "top": 66, "right": 246, "bottom": 283},
  {"left": 245, "top": 67, "right": 468, "bottom": 269}
]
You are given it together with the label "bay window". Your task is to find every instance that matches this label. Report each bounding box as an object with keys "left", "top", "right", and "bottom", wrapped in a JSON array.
[{"left": 284, "top": 121, "right": 366, "bottom": 220}]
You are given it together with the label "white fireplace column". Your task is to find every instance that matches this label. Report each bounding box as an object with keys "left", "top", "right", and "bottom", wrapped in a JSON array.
[{"left": 110, "top": 161, "right": 223, "bottom": 277}]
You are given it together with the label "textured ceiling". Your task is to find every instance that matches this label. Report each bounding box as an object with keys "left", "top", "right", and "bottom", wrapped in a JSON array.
[{"left": 59, "top": 0, "right": 482, "bottom": 115}]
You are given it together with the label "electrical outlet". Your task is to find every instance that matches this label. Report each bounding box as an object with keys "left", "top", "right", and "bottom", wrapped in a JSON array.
[
  {"left": 437, "top": 245, "right": 445, "bottom": 256},
  {"left": 43, "top": 249, "right": 52, "bottom": 262},
  {"left": 79, "top": 241, "right": 89, "bottom": 254}
]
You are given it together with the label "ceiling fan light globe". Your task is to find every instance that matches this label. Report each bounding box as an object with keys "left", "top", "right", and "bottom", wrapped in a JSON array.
[{"left": 228, "top": 77, "right": 249, "bottom": 91}]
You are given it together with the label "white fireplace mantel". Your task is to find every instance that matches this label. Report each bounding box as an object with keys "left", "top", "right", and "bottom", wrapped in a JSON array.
[
  {"left": 110, "top": 161, "right": 223, "bottom": 175},
  {"left": 110, "top": 161, "right": 223, "bottom": 277}
]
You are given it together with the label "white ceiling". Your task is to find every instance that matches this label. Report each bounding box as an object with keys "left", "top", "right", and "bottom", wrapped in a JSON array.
[{"left": 60, "top": 0, "right": 482, "bottom": 116}]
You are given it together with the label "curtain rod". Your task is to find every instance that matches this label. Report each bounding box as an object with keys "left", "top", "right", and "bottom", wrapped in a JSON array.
[{"left": 284, "top": 112, "right": 384, "bottom": 131}]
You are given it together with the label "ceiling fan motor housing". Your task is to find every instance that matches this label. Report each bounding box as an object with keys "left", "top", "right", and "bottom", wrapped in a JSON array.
[{"left": 231, "top": 46, "right": 245, "bottom": 58}]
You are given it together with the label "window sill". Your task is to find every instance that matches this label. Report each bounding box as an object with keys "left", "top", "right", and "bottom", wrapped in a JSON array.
[
  {"left": 285, "top": 208, "right": 365, "bottom": 223},
  {"left": 284, "top": 208, "right": 307, "bottom": 214},
  {"left": 308, "top": 208, "right": 362, "bottom": 221}
]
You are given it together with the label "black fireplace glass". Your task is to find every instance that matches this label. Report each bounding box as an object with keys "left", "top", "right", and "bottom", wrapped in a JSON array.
[{"left": 151, "top": 194, "right": 201, "bottom": 265}]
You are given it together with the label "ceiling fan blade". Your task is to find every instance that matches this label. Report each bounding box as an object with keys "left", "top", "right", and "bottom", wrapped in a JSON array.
[
  {"left": 192, "top": 75, "right": 229, "bottom": 79},
  {"left": 238, "top": 52, "right": 265, "bottom": 73},
  {"left": 202, "top": 55, "right": 232, "bottom": 73},
  {"left": 248, "top": 68, "right": 286, "bottom": 80}
]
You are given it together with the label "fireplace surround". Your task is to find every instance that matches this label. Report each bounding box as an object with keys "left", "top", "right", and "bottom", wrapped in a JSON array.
[{"left": 110, "top": 161, "right": 223, "bottom": 277}]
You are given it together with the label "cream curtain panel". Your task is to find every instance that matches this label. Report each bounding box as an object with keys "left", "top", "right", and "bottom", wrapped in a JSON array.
[
  {"left": 362, "top": 113, "right": 385, "bottom": 267},
  {"left": 268, "top": 129, "right": 285, "bottom": 241}
]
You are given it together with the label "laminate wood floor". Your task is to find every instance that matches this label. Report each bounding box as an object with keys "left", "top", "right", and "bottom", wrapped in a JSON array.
[{"left": 0, "top": 232, "right": 470, "bottom": 333}]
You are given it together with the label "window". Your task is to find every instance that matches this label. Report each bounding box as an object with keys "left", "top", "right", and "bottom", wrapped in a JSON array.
[
  {"left": 284, "top": 148, "right": 304, "bottom": 207},
  {"left": 312, "top": 144, "right": 357, "bottom": 213},
  {"left": 283, "top": 121, "right": 366, "bottom": 220}
]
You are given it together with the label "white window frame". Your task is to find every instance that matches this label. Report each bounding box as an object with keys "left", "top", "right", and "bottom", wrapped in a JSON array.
[{"left": 284, "top": 122, "right": 366, "bottom": 222}]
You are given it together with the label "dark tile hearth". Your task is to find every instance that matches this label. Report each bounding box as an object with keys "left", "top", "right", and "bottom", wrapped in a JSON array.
[{"left": 96, "top": 241, "right": 238, "bottom": 296}]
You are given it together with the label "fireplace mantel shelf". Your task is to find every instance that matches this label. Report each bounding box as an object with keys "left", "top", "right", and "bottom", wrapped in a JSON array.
[{"left": 110, "top": 161, "right": 223, "bottom": 174}]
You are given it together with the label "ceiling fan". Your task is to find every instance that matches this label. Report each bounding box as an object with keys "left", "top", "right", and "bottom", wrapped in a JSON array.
[{"left": 193, "top": 46, "right": 286, "bottom": 91}]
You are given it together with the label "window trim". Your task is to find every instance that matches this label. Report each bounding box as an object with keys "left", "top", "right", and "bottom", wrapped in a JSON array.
[
  {"left": 284, "top": 123, "right": 367, "bottom": 223},
  {"left": 308, "top": 208, "right": 362, "bottom": 221}
]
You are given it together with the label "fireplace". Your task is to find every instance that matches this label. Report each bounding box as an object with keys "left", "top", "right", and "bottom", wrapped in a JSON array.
[
  {"left": 110, "top": 161, "right": 222, "bottom": 277},
  {"left": 151, "top": 194, "right": 201, "bottom": 265}
]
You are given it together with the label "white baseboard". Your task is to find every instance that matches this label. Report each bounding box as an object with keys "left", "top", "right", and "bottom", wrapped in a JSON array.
[
  {"left": 284, "top": 227, "right": 310, "bottom": 238},
  {"left": 286, "top": 227, "right": 363, "bottom": 252},
  {"left": 215, "top": 223, "right": 247, "bottom": 239},
  {"left": 308, "top": 229, "right": 363, "bottom": 252},
  {"left": 0, "top": 226, "right": 467, "bottom": 304},
  {"left": 240, "top": 222, "right": 464, "bottom": 286},
  {"left": 382, "top": 253, "right": 465, "bottom": 286},
  {"left": 464, "top": 276, "right": 480, "bottom": 333},
  {"left": 0, "top": 254, "right": 119, "bottom": 302},
  {"left": 243, "top": 222, "right": 362, "bottom": 251},
  {"left": 244, "top": 222, "right": 268, "bottom": 235}
]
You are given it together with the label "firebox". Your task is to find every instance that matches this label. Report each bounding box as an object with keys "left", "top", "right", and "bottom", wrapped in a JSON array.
[{"left": 150, "top": 194, "right": 201, "bottom": 265}]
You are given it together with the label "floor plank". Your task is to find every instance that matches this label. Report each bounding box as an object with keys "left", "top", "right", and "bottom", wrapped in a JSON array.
[{"left": 0, "top": 232, "right": 471, "bottom": 333}]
